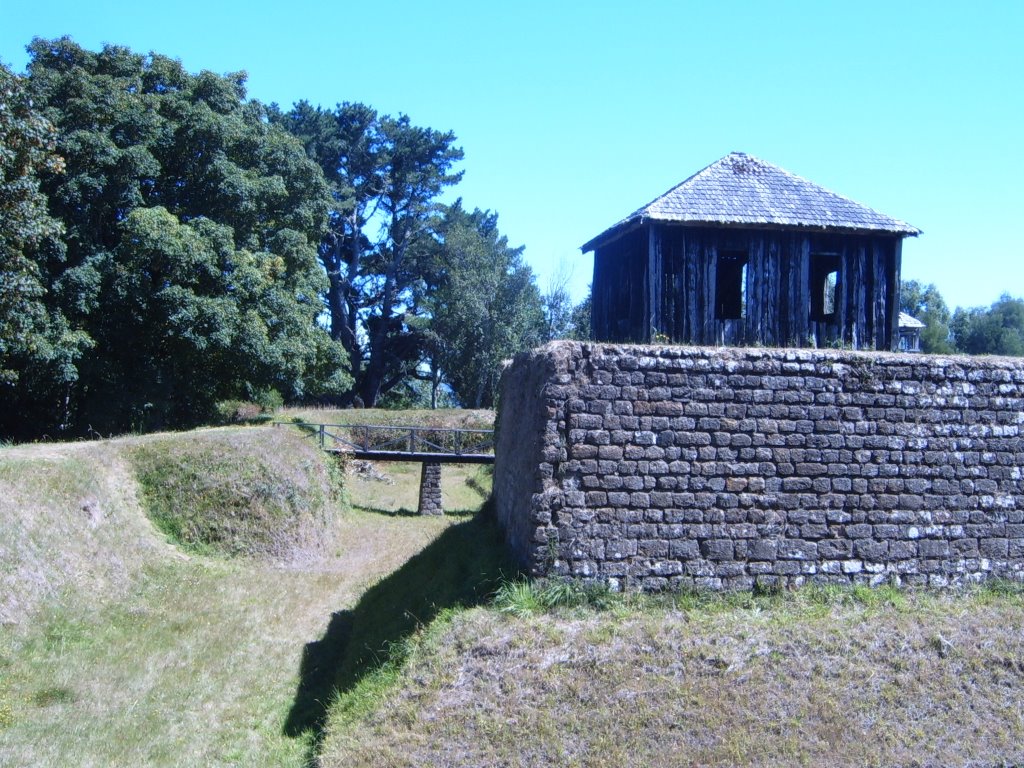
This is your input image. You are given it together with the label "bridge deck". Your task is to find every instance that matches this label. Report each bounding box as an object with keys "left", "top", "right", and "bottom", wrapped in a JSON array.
[
  {"left": 293, "top": 422, "right": 495, "bottom": 464},
  {"left": 325, "top": 448, "right": 494, "bottom": 464}
]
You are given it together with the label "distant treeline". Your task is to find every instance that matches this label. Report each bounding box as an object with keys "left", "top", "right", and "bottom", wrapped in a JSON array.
[
  {"left": 900, "top": 281, "right": 1024, "bottom": 356},
  {"left": 1, "top": 37, "right": 587, "bottom": 440}
]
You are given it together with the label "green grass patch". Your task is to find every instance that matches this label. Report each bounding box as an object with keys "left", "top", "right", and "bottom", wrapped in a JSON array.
[
  {"left": 130, "top": 427, "right": 340, "bottom": 559},
  {"left": 493, "top": 577, "right": 622, "bottom": 617},
  {"left": 290, "top": 503, "right": 517, "bottom": 757},
  {"left": 1, "top": 412, "right": 492, "bottom": 767},
  {"left": 30, "top": 686, "right": 77, "bottom": 708},
  {"left": 0, "top": 506, "right": 461, "bottom": 767},
  {"left": 321, "top": 582, "right": 1024, "bottom": 767},
  {"left": 334, "top": 504, "right": 515, "bottom": 690}
]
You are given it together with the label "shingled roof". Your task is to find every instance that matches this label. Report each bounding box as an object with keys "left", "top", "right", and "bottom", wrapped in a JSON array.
[{"left": 582, "top": 152, "right": 920, "bottom": 252}]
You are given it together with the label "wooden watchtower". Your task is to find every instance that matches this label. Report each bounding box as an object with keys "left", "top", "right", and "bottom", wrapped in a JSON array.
[{"left": 582, "top": 153, "right": 920, "bottom": 350}]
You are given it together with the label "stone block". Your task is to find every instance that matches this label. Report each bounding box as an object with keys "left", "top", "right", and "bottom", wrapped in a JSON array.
[
  {"left": 980, "top": 538, "right": 1009, "bottom": 558},
  {"left": 918, "top": 539, "right": 950, "bottom": 558},
  {"left": 700, "top": 539, "right": 735, "bottom": 561},
  {"left": 778, "top": 540, "right": 817, "bottom": 560},
  {"left": 817, "top": 539, "right": 853, "bottom": 559},
  {"left": 748, "top": 539, "right": 779, "bottom": 561},
  {"left": 854, "top": 539, "right": 890, "bottom": 560}
]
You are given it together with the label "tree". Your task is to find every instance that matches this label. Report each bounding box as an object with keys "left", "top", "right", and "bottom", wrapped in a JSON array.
[
  {"left": 276, "top": 101, "right": 463, "bottom": 406},
  {"left": 6, "top": 38, "right": 348, "bottom": 437},
  {"left": 541, "top": 264, "right": 576, "bottom": 341},
  {"left": 426, "top": 202, "right": 545, "bottom": 408},
  {"left": 900, "top": 280, "right": 954, "bottom": 353},
  {"left": 567, "top": 291, "right": 593, "bottom": 341},
  {"left": 0, "top": 61, "right": 91, "bottom": 429},
  {"left": 952, "top": 295, "right": 1024, "bottom": 356}
]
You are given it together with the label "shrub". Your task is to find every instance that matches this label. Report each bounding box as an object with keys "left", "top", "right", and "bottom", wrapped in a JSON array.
[{"left": 212, "top": 400, "right": 264, "bottom": 425}]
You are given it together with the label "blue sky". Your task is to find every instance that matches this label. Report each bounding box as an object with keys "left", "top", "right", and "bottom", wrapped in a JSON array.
[{"left": 2, "top": 0, "right": 1021, "bottom": 310}]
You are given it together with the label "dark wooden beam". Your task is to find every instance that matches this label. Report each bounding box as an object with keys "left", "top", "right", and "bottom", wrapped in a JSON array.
[
  {"left": 647, "top": 224, "right": 662, "bottom": 340},
  {"left": 326, "top": 449, "right": 494, "bottom": 464}
]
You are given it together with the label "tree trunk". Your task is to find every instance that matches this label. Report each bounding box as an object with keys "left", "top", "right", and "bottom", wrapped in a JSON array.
[{"left": 359, "top": 268, "right": 397, "bottom": 407}]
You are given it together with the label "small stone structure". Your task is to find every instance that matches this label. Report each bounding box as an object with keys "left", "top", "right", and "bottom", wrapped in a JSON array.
[
  {"left": 418, "top": 462, "right": 443, "bottom": 515},
  {"left": 494, "top": 341, "right": 1024, "bottom": 590}
]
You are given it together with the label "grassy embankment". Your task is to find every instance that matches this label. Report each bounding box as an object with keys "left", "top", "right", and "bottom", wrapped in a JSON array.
[
  {"left": 320, "top": 581, "right": 1024, "bottom": 767},
  {"left": 0, "top": 415, "right": 500, "bottom": 767},
  {"left": 3, "top": 409, "right": 1024, "bottom": 767}
]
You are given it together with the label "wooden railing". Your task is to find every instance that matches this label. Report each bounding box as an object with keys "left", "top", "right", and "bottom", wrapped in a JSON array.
[{"left": 290, "top": 423, "right": 495, "bottom": 464}]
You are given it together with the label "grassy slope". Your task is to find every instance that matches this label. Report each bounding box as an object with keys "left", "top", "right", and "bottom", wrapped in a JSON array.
[
  {"left": 130, "top": 428, "right": 340, "bottom": 559},
  {"left": 0, "top": 422, "right": 491, "bottom": 767},
  {"left": 321, "top": 587, "right": 1024, "bottom": 768},
  {"left": 0, "top": 441, "right": 172, "bottom": 628},
  {"left": 6, "top": 410, "right": 1023, "bottom": 768}
]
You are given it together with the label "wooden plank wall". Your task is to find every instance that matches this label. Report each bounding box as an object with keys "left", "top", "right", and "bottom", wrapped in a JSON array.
[
  {"left": 591, "top": 229, "right": 647, "bottom": 341},
  {"left": 592, "top": 224, "right": 902, "bottom": 350}
]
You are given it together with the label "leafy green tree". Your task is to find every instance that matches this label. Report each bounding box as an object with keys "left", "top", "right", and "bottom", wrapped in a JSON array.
[
  {"left": 275, "top": 101, "right": 463, "bottom": 406},
  {"left": 541, "top": 267, "right": 576, "bottom": 341},
  {"left": 567, "top": 291, "right": 593, "bottom": 341},
  {"left": 543, "top": 277, "right": 592, "bottom": 342},
  {"left": 6, "top": 38, "right": 348, "bottom": 436},
  {"left": 426, "top": 202, "right": 545, "bottom": 408},
  {"left": 0, "top": 61, "right": 91, "bottom": 430},
  {"left": 952, "top": 295, "right": 1024, "bottom": 356},
  {"left": 900, "top": 279, "right": 954, "bottom": 353}
]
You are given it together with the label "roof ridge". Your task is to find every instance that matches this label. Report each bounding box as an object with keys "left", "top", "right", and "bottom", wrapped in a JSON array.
[{"left": 582, "top": 152, "right": 920, "bottom": 252}]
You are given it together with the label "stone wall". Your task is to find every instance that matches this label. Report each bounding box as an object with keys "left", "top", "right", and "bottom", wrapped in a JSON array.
[{"left": 494, "top": 341, "right": 1024, "bottom": 590}]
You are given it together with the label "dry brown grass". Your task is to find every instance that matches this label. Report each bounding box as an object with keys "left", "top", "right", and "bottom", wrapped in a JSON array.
[
  {"left": 0, "top": 443, "right": 174, "bottom": 628},
  {"left": 322, "top": 588, "right": 1024, "bottom": 768}
]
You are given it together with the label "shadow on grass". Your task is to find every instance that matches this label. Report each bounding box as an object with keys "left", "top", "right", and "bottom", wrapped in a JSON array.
[
  {"left": 352, "top": 504, "right": 478, "bottom": 519},
  {"left": 283, "top": 500, "right": 516, "bottom": 762}
]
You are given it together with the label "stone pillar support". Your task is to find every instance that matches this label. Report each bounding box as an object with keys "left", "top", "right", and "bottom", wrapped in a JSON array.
[{"left": 417, "top": 461, "right": 443, "bottom": 516}]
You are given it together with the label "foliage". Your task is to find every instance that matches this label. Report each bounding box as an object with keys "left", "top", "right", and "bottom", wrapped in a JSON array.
[
  {"left": 567, "top": 290, "right": 593, "bottom": 340},
  {"left": 425, "top": 201, "right": 545, "bottom": 408},
  {"left": 0, "top": 62, "right": 90, "bottom": 414},
  {"left": 2, "top": 38, "right": 349, "bottom": 438},
  {"left": 900, "top": 279, "right": 954, "bottom": 353},
  {"left": 542, "top": 273, "right": 592, "bottom": 342},
  {"left": 493, "top": 577, "right": 619, "bottom": 617},
  {"left": 212, "top": 396, "right": 280, "bottom": 424},
  {"left": 4, "top": 35, "right": 561, "bottom": 432},
  {"left": 375, "top": 374, "right": 457, "bottom": 410},
  {"left": 276, "top": 101, "right": 463, "bottom": 407},
  {"left": 951, "top": 294, "right": 1024, "bottom": 356},
  {"left": 541, "top": 268, "right": 575, "bottom": 340}
]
